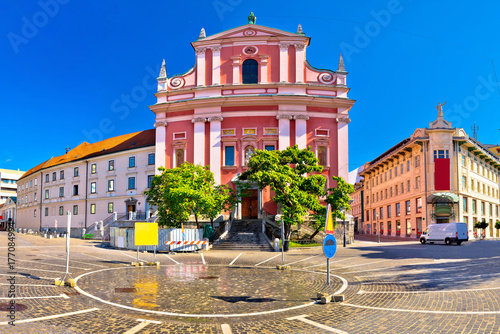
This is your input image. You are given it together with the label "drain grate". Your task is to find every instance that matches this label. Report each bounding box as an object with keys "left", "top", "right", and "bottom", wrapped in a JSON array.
[
  {"left": 0, "top": 303, "right": 28, "bottom": 312},
  {"left": 115, "top": 288, "right": 137, "bottom": 293},
  {"left": 199, "top": 276, "right": 219, "bottom": 280}
]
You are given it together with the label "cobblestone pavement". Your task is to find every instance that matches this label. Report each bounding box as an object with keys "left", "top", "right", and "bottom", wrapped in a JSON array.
[{"left": 1, "top": 232, "right": 500, "bottom": 333}]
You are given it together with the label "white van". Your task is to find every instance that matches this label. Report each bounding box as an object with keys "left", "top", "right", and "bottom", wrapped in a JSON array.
[{"left": 420, "top": 222, "right": 469, "bottom": 245}]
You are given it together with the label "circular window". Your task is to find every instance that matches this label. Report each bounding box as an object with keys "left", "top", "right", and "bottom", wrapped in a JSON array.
[{"left": 243, "top": 45, "right": 259, "bottom": 55}]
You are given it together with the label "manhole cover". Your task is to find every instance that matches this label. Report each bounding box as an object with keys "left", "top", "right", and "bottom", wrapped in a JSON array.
[
  {"left": 0, "top": 303, "right": 28, "bottom": 312},
  {"left": 199, "top": 276, "right": 219, "bottom": 280},
  {"left": 115, "top": 288, "right": 137, "bottom": 293}
]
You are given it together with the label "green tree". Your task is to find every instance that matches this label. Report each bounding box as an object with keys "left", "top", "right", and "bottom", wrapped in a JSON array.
[
  {"left": 202, "top": 184, "right": 238, "bottom": 228},
  {"left": 309, "top": 176, "right": 354, "bottom": 240},
  {"left": 495, "top": 220, "right": 500, "bottom": 230},
  {"left": 240, "top": 145, "right": 326, "bottom": 248},
  {"left": 474, "top": 219, "right": 489, "bottom": 238},
  {"left": 145, "top": 163, "right": 216, "bottom": 228}
]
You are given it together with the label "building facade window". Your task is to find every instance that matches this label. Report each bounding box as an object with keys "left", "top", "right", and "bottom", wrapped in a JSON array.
[
  {"left": 107, "top": 179, "right": 115, "bottom": 192},
  {"left": 34, "top": 192, "right": 37, "bottom": 201},
  {"left": 91, "top": 163, "right": 97, "bottom": 174},
  {"left": 407, "top": 180, "right": 410, "bottom": 192},
  {"left": 265, "top": 145, "right": 275, "bottom": 151},
  {"left": 407, "top": 160, "right": 410, "bottom": 172},
  {"left": 416, "top": 197, "right": 422, "bottom": 213},
  {"left": 147, "top": 175, "right": 154, "bottom": 188},
  {"left": 34, "top": 178, "right": 37, "bottom": 186},
  {"left": 317, "top": 146, "right": 327, "bottom": 166},
  {"left": 380, "top": 207, "right": 384, "bottom": 219},
  {"left": 74, "top": 167, "right": 79, "bottom": 177},
  {"left": 225, "top": 146, "right": 235, "bottom": 166},
  {"left": 52, "top": 172, "right": 56, "bottom": 181},
  {"left": 45, "top": 174, "right": 49, "bottom": 183},
  {"left": 242, "top": 59, "right": 258, "bottom": 84},
  {"left": 434, "top": 150, "right": 449, "bottom": 159},
  {"left": 415, "top": 156, "right": 420, "bottom": 167},
  {"left": 34, "top": 209, "right": 36, "bottom": 217},
  {"left": 175, "top": 149, "right": 184, "bottom": 167},
  {"left": 108, "top": 203, "right": 114, "bottom": 213},
  {"left": 45, "top": 189, "right": 49, "bottom": 199},
  {"left": 108, "top": 160, "right": 114, "bottom": 171},
  {"left": 148, "top": 153, "right": 155, "bottom": 165},
  {"left": 90, "top": 182, "right": 96, "bottom": 194},
  {"left": 396, "top": 203, "right": 401, "bottom": 216},
  {"left": 406, "top": 219, "right": 412, "bottom": 236},
  {"left": 406, "top": 200, "right": 411, "bottom": 214},
  {"left": 90, "top": 204, "right": 96, "bottom": 214},
  {"left": 129, "top": 156, "right": 135, "bottom": 168},
  {"left": 462, "top": 176, "right": 467, "bottom": 188},
  {"left": 73, "top": 205, "right": 78, "bottom": 215},
  {"left": 45, "top": 208, "right": 48, "bottom": 216},
  {"left": 60, "top": 170, "right": 64, "bottom": 179},
  {"left": 59, "top": 187, "right": 64, "bottom": 197},
  {"left": 244, "top": 145, "right": 255, "bottom": 165},
  {"left": 59, "top": 206, "right": 64, "bottom": 215},
  {"left": 128, "top": 177, "right": 136, "bottom": 190},
  {"left": 472, "top": 200, "right": 476, "bottom": 213},
  {"left": 73, "top": 185, "right": 79, "bottom": 196},
  {"left": 387, "top": 205, "right": 392, "bottom": 218}
]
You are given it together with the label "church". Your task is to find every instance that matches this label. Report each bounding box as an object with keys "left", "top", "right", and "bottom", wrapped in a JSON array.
[{"left": 151, "top": 13, "right": 355, "bottom": 220}]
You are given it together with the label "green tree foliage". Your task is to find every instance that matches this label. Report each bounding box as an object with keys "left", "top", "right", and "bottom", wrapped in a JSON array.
[
  {"left": 145, "top": 163, "right": 235, "bottom": 228},
  {"left": 240, "top": 145, "right": 326, "bottom": 239},
  {"left": 495, "top": 220, "right": 500, "bottom": 230},
  {"left": 474, "top": 219, "right": 489, "bottom": 236},
  {"left": 309, "top": 175, "right": 354, "bottom": 240}
]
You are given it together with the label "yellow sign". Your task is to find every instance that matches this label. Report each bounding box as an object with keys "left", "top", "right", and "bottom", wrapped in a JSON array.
[
  {"left": 135, "top": 223, "right": 158, "bottom": 246},
  {"left": 325, "top": 204, "right": 335, "bottom": 235}
]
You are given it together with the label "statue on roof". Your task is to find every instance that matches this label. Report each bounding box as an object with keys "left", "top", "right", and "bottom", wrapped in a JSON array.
[
  {"left": 248, "top": 12, "right": 256, "bottom": 24},
  {"left": 436, "top": 101, "right": 447, "bottom": 117}
]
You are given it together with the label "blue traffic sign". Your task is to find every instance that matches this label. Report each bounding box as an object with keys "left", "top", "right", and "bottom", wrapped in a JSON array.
[{"left": 323, "top": 234, "right": 337, "bottom": 259}]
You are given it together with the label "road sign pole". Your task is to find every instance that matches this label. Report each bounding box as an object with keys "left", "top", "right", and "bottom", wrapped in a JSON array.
[
  {"left": 326, "top": 258, "right": 330, "bottom": 286},
  {"left": 281, "top": 217, "right": 284, "bottom": 264}
]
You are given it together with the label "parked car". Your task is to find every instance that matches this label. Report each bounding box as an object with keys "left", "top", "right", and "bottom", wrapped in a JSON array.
[{"left": 420, "top": 222, "right": 469, "bottom": 245}]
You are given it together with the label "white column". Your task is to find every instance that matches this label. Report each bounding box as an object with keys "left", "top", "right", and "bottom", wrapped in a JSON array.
[
  {"left": 231, "top": 56, "right": 240, "bottom": 84},
  {"left": 154, "top": 121, "right": 167, "bottom": 175},
  {"left": 295, "top": 115, "right": 309, "bottom": 149},
  {"left": 337, "top": 116, "right": 350, "bottom": 181},
  {"left": 294, "top": 43, "right": 306, "bottom": 83},
  {"left": 192, "top": 117, "right": 206, "bottom": 165},
  {"left": 279, "top": 43, "right": 289, "bottom": 83},
  {"left": 212, "top": 46, "right": 221, "bottom": 85},
  {"left": 196, "top": 47, "right": 206, "bottom": 86},
  {"left": 259, "top": 55, "right": 269, "bottom": 84},
  {"left": 209, "top": 116, "right": 223, "bottom": 184},
  {"left": 277, "top": 115, "right": 292, "bottom": 150}
]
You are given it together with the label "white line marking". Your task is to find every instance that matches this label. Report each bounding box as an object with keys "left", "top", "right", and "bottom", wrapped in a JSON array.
[
  {"left": 0, "top": 283, "right": 60, "bottom": 287},
  {"left": 1, "top": 266, "right": 68, "bottom": 274},
  {"left": 74, "top": 266, "right": 349, "bottom": 318},
  {"left": 0, "top": 255, "right": 90, "bottom": 270},
  {"left": 361, "top": 272, "right": 500, "bottom": 285},
  {"left": 358, "top": 286, "right": 500, "bottom": 294},
  {"left": 0, "top": 273, "right": 56, "bottom": 280},
  {"left": 341, "top": 303, "right": 500, "bottom": 315},
  {"left": 0, "top": 308, "right": 99, "bottom": 325},
  {"left": 286, "top": 314, "right": 349, "bottom": 333},
  {"left": 302, "top": 257, "right": 353, "bottom": 269},
  {"left": 335, "top": 259, "right": 394, "bottom": 270},
  {"left": 0, "top": 294, "right": 69, "bottom": 300},
  {"left": 162, "top": 253, "right": 180, "bottom": 264},
  {"left": 229, "top": 253, "right": 242, "bottom": 266},
  {"left": 120, "top": 251, "right": 144, "bottom": 261},
  {"left": 123, "top": 319, "right": 161, "bottom": 334},
  {"left": 201, "top": 253, "right": 206, "bottom": 265},
  {"left": 254, "top": 254, "right": 281, "bottom": 266},
  {"left": 285, "top": 255, "right": 317, "bottom": 266},
  {"left": 221, "top": 324, "right": 232, "bottom": 334}
]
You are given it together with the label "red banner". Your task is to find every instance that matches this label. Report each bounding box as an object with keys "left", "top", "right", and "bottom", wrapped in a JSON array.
[{"left": 434, "top": 158, "right": 450, "bottom": 190}]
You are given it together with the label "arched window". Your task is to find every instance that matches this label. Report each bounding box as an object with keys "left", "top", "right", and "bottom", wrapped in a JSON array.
[
  {"left": 244, "top": 146, "right": 255, "bottom": 165},
  {"left": 242, "top": 59, "right": 258, "bottom": 84},
  {"left": 175, "top": 149, "right": 184, "bottom": 167}
]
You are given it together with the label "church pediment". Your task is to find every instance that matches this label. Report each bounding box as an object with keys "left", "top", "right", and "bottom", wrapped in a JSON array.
[{"left": 195, "top": 24, "right": 306, "bottom": 43}]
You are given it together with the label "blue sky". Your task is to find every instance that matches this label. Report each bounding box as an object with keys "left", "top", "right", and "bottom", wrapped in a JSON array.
[{"left": 2, "top": 0, "right": 500, "bottom": 172}]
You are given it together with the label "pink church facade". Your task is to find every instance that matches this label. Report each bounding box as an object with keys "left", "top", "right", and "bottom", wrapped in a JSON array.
[{"left": 150, "top": 18, "right": 355, "bottom": 219}]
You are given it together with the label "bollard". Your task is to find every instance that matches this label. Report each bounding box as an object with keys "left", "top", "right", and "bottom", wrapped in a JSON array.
[{"left": 274, "top": 238, "right": 280, "bottom": 252}]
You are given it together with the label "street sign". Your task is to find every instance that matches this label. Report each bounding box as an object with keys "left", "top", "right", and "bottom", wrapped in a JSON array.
[
  {"left": 135, "top": 222, "right": 158, "bottom": 246},
  {"left": 324, "top": 204, "right": 335, "bottom": 234},
  {"left": 323, "top": 234, "right": 337, "bottom": 259}
]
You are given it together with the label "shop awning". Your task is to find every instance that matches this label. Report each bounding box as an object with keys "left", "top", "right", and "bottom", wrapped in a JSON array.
[{"left": 426, "top": 192, "right": 459, "bottom": 203}]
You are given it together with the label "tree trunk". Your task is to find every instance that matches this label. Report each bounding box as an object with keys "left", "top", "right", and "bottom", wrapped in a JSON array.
[
  {"left": 284, "top": 223, "right": 291, "bottom": 252},
  {"left": 194, "top": 214, "right": 200, "bottom": 229},
  {"left": 309, "top": 228, "right": 320, "bottom": 241}
]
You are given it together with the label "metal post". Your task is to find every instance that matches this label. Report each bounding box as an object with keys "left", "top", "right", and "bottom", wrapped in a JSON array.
[
  {"left": 281, "top": 217, "right": 284, "bottom": 264},
  {"left": 377, "top": 213, "right": 380, "bottom": 243},
  {"left": 61, "top": 212, "right": 71, "bottom": 282},
  {"left": 154, "top": 245, "right": 157, "bottom": 260},
  {"left": 343, "top": 220, "right": 346, "bottom": 247},
  {"left": 326, "top": 258, "right": 330, "bottom": 286},
  {"left": 137, "top": 247, "right": 139, "bottom": 262}
]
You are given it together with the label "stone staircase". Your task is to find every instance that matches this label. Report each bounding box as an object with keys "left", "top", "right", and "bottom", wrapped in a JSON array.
[{"left": 211, "top": 219, "right": 273, "bottom": 251}]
